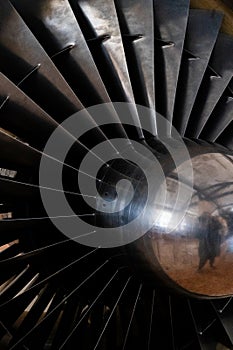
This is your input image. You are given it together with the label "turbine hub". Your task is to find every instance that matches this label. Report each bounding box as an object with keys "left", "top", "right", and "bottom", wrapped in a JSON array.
[{"left": 97, "top": 141, "right": 233, "bottom": 298}]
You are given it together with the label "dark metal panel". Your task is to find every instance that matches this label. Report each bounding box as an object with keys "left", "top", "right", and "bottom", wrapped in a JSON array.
[
  {"left": 173, "top": 9, "right": 222, "bottom": 136},
  {"left": 212, "top": 300, "right": 233, "bottom": 345},
  {"left": 0, "top": 178, "right": 37, "bottom": 201},
  {"left": 187, "top": 33, "right": 233, "bottom": 138},
  {"left": 32, "top": 290, "right": 69, "bottom": 349},
  {"left": 170, "top": 296, "right": 201, "bottom": 350},
  {"left": 154, "top": 0, "right": 190, "bottom": 133},
  {"left": 148, "top": 294, "right": 178, "bottom": 349},
  {"left": 0, "top": 218, "right": 51, "bottom": 238},
  {"left": 217, "top": 121, "right": 233, "bottom": 150},
  {"left": 0, "top": 243, "right": 21, "bottom": 261},
  {"left": 188, "top": 299, "right": 219, "bottom": 350},
  {"left": 0, "top": 0, "right": 83, "bottom": 121},
  {"left": 0, "top": 130, "right": 40, "bottom": 170}
]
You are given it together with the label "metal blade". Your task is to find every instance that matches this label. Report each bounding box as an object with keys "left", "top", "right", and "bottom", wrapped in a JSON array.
[
  {"left": 9, "top": 0, "right": 113, "bottom": 108},
  {"left": 114, "top": 0, "right": 156, "bottom": 136},
  {"left": 10, "top": 0, "right": 129, "bottom": 139},
  {"left": 200, "top": 79, "right": 233, "bottom": 141},
  {"left": 0, "top": 266, "right": 37, "bottom": 304},
  {"left": 0, "top": 0, "right": 83, "bottom": 121},
  {"left": 186, "top": 33, "right": 233, "bottom": 138},
  {"left": 0, "top": 73, "right": 59, "bottom": 150},
  {"left": 0, "top": 128, "right": 89, "bottom": 196},
  {"left": 0, "top": 74, "right": 120, "bottom": 173},
  {"left": 0, "top": 75, "right": 108, "bottom": 159},
  {"left": 11, "top": 287, "right": 56, "bottom": 346},
  {"left": 74, "top": 0, "right": 133, "bottom": 102},
  {"left": 71, "top": 0, "right": 143, "bottom": 137},
  {"left": 154, "top": 0, "right": 190, "bottom": 132},
  {"left": 172, "top": 9, "right": 223, "bottom": 136}
]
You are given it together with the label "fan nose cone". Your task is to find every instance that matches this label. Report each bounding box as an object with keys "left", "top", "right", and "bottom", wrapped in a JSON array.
[{"left": 124, "top": 143, "right": 233, "bottom": 298}]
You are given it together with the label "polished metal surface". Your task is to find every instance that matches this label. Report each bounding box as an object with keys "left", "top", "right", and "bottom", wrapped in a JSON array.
[
  {"left": 95, "top": 140, "right": 233, "bottom": 298},
  {"left": 0, "top": 0, "right": 233, "bottom": 348},
  {"left": 76, "top": 0, "right": 143, "bottom": 138},
  {"left": 10, "top": 0, "right": 114, "bottom": 108},
  {"left": 173, "top": 10, "right": 223, "bottom": 136},
  {"left": 0, "top": 73, "right": 58, "bottom": 150},
  {"left": 201, "top": 78, "right": 233, "bottom": 141},
  {"left": 154, "top": 0, "right": 189, "bottom": 132},
  {"left": 77, "top": 0, "right": 133, "bottom": 102},
  {"left": 0, "top": 0, "right": 83, "bottom": 121},
  {"left": 187, "top": 33, "right": 233, "bottom": 138},
  {"left": 0, "top": 74, "right": 107, "bottom": 173},
  {"left": 115, "top": 0, "right": 156, "bottom": 136},
  {"left": 127, "top": 143, "right": 233, "bottom": 297}
]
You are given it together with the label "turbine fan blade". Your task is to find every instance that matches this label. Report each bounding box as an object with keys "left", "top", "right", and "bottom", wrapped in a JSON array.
[
  {"left": 154, "top": 0, "right": 190, "bottom": 133},
  {"left": 0, "top": 1, "right": 233, "bottom": 349},
  {"left": 173, "top": 9, "right": 223, "bottom": 136},
  {"left": 186, "top": 33, "right": 233, "bottom": 138}
]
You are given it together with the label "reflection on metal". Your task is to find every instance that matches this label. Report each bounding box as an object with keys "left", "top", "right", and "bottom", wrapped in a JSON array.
[
  {"left": 127, "top": 145, "right": 233, "bottom": 298},
  {"left": 153, "top": 0, "right": 189, "bottom": 131},
  {"left": 74, "top": 0, "right": 143, "bottom": 138},
  {"left": 173, "top": 10, "right": 223, "bottom": 136},
  {"left": 10, "top": 0, "right": 114, "bottom": 108},
  {"left": 0, "top": 0, "right": 84, "bottom": 121},
  {"left": 187, "top": 33, "right": 233, "bottom": 138},
  {"left": 201, "top": 79, "right": 233, "bottom": 142},
  {"left": 0, "top": 0, "right": 233, "bottom": 347},
  {"left": 115, "top": 0, "right": 157, "bottom": 135}
]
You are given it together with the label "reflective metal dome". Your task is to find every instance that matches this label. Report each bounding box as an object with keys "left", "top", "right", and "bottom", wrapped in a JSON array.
[{"left": 130, "top": 143, "right": 233, "bottom": 297}]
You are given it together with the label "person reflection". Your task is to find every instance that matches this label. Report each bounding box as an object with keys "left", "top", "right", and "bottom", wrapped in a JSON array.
[{"left": 197, "top": 212, "right": 224, "bottom": 272}]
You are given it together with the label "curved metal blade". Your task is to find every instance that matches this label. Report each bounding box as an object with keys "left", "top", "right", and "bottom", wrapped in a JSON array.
[
  {"left": 9, "top": 0, "right": 113, "bottom": 108},
  {"left": 0, "top": 0, "right": 83, "bottom": 121},
  {"left": 186, "top": 33, "right": 233, "bottom": 138},
  {"left": 200, "top": 79, "right": 233, "bottom": 142},
  {"left": 0, "top": 74, "right": 106, "bottom": 166},
  {"left": 74, "top": 0, "right": 133, "bottom": 103},
  {"left": 72, "top": 0, "right": 143, "bottom": 137},
  {"left": 114, "top": 0, "right": 156, "bottom": 136},
  {"left": 0, "top": 73, "right": 59, "bottom": 150},
  {"left": 154, "top": 0, "right": 190, "bottom": 134},
  {"left": 172, "top": 9, "right": 223, "bottom": 136}
]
